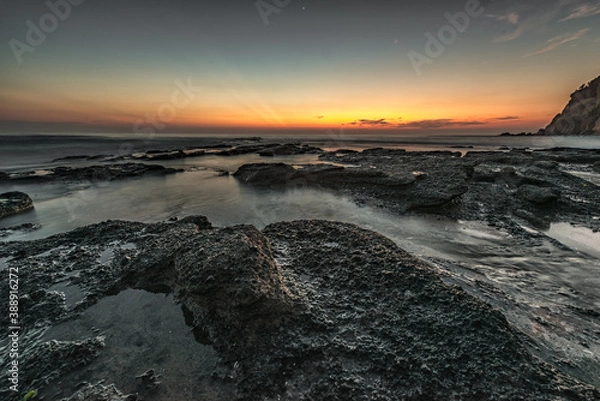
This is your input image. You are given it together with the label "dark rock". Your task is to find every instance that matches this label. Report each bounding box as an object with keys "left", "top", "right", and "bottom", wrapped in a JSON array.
[
  {"left": 60, "top": 383, "right": 135, "bottom": 401},
  {"left": 141, "top": 149, "right": 206, "bottom": 160},
  {"left": 216, "top": 144, "right": 279, "bottom": 156},
  {"left": 518, "top": 185, "right": 561, "bottom": 204},
  {"left": 593, "top": 161, "right": 600, "bottom": 173},
  {"left": 7, "top": 163, "right": 180, "bottom": 183},
  {"left": 315, "top": 147, "right": 600, "bottom": 231},
  {"left": 534, "top": 161, "right": 559, "bottom": 169},
  {"left": 0, "top": 172, "right": 8, "bottom": 180},
  {"left": 172, "top": 225, "right": 295, "bottom": 331},
  {"left": 258, "top": 143, "right": 322, "bottom": 156},
  {"left": 362, "top": 147, "right": 406, "bottom": 155},
  {"left": 135, "top": 369, "right": 160, "bottom": 390},
  {"left": 0, "top": 223, "right": 41, "bottom": 238},
  {"left": 13, "top": 338, "right": 106, "bottom": 401},
  {"left": 513, "top": 209, "right": 551, "bottom": 230},
  {"left": 0, "top": 191, "right": 34, "bottom": 219},
  {"left": 2, "top": 217, "right": 598, "bottom": 400},
  {"left": 51, "top": 155, "right": 91, "bottom": 162},
  {"left": 233, "top": 163, "right": 296, "bottom": 185}
]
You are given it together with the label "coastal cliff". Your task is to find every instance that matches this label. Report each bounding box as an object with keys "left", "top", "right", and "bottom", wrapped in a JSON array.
[{"left": 543, "top": 75, "right": 600, "bottom": 135}]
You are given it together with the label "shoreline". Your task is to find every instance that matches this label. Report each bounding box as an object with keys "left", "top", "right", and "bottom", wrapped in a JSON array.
[{"left": 0, "top": 139, "right": 599, "bottom": 399}]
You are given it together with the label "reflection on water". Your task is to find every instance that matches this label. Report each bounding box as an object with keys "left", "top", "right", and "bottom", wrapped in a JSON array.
[
  {"left": 41, "top": 289, "right": 234, "bottom": 400},
  {"left": 546, "top": 222, "right": 600, "bottom": 259}
]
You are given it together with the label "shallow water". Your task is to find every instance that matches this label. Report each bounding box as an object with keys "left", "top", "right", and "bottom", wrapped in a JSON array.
[{"left": 40, "top": 289, "right": 234, "bottom": 400}]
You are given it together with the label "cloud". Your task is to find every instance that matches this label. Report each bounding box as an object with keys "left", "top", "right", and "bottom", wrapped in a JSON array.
[
  {"left": 494, "top": 116, "right": 520, "bottom": 120},
  {"left": 493, "top": 25, "right": 526, "bottom": 42},
  {"left": 560, "top": 2, "right": 600, "bottom": 21},
  {"left": 315, "top": 115, "right": 324, "bottom": 120},
  {"left": 347, "top": 118, "right": 390, "bottom": 126},
  {"left": 487, "top": 12, "right": 520, "bottom": 25},
  {"left": 524, "top": 28, "right": 589, "bottom": 57},
  {"left": 397, "top": 119, "right": 486, "bottom": 130},
  {"left": 489, "top": 2, "right": 564, "bottom": 43}
]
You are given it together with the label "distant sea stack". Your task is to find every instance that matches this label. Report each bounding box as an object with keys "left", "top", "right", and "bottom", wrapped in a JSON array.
[{"left": 541, "top": 75, "right": 600, "bottom": 136}]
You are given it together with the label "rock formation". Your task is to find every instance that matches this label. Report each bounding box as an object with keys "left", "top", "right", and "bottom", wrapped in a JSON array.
[
  {"left": 543, "top": 75, "right": 600, "bottom": 135},
  {"left": 0, "top": 191, "right": 33, "bottom": 219}
]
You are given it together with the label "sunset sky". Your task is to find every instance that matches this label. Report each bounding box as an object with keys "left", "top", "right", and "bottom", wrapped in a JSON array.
[{"left": 1, "top": 0, "right": 600, "bottom": 135}]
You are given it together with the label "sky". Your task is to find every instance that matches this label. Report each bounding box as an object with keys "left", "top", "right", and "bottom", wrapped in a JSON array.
[{"left": 0, "top": 0, "right": 599, "bottom": 136}]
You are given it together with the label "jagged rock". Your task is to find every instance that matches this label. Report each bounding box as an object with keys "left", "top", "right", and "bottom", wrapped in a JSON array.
[
  {"left": 534, "top": 160, "right": 559, "bottom": 170},
  {"left": 518, "top": 184, "right": 561, "bottom": 204},
  {"left": 0, "top": 217, "right": 598, "bottom": 400},
  {"left": 544, "top": 75, "right": 600, "bottom": 135},
  {"left": 258, "top": 143, "right": 321, "bottom": 156},
  {"left": 0, "top": 223, "right": 41, "bottom": 238},
  {"left": 0, "top": 191, "right": 33, "bottom": 219},
  {"left": 172, "top": 225, "right": 295, "bottom": 331},
  {"left": 234, "top": 163, "right": 416, "bottom": 190},
  {"left": 315, "top": 148, "right": 600, "bottom": 232},
  {"left": 233, "top": 163, "right": 297, "bottom": 185},
  {"left": 139, "top": 149, "right": 206, "bottom": 160},
  {"left": 61, "top": 383, "right": 135, "bottom": 401},
  {"left": 216, "top": 144, "right": 279, "bottom": 156},
  {"left": 5, "top": 338, "right": 106, "bottom": 401}
]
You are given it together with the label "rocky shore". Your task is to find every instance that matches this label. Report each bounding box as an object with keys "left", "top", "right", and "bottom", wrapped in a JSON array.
[
  {"left": 233, "top": 147, "right": 600, "bottom": 232},
  {"left": 1, "top": 216, "right": 598, "bottom": 400}
]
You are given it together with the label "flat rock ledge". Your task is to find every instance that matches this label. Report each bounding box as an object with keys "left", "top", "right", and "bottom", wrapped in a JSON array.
[
  {"left": 4, "top": 163, "right": 181, "bottom": 183},
  {"left": 0, "top": 216, "right": 598, "bottom": 400},
  {"left": 234, "top": 147, "right": 600, "bottom": 232}
]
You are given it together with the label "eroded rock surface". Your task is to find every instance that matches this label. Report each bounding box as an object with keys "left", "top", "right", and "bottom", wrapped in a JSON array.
[
  {"left": 1, "top": 217, "right": 598, "bottom": 400},
  {"left": 5, "top": 163, "right": 180, "bottom": 183},
  {"left": 233, "top": 147, "right": 600, "bottom": 232},
  {"left": 543, "top": 75, "right": 600, "bottom": 136}
]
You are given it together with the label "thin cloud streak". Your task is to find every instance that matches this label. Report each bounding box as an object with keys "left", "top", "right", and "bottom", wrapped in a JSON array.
[
  {"left": 495, "top": 116, "right": 520, "bottom": 120},
  {"left": 398, "top": 119, "right": 486, "bottom": 130},
  {"left": 524, "top": 28, "right": 589, "bottom": 57},
  {"left": 560, "top": 2, "right": 600, "bottom": 21},
  {"left": 347, "top": 118, "right": 390, "bottom": 126},
  {"left": 487, "top": 12, "right": 520, "bottom": 25}
]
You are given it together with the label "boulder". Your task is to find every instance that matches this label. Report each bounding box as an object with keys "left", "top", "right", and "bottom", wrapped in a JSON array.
[
  {"left": 0, "top": 191, "right": 34, "bottom": 219},
  {"left": 233, "top": 163, "right": 296, "bottom": 185}
]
